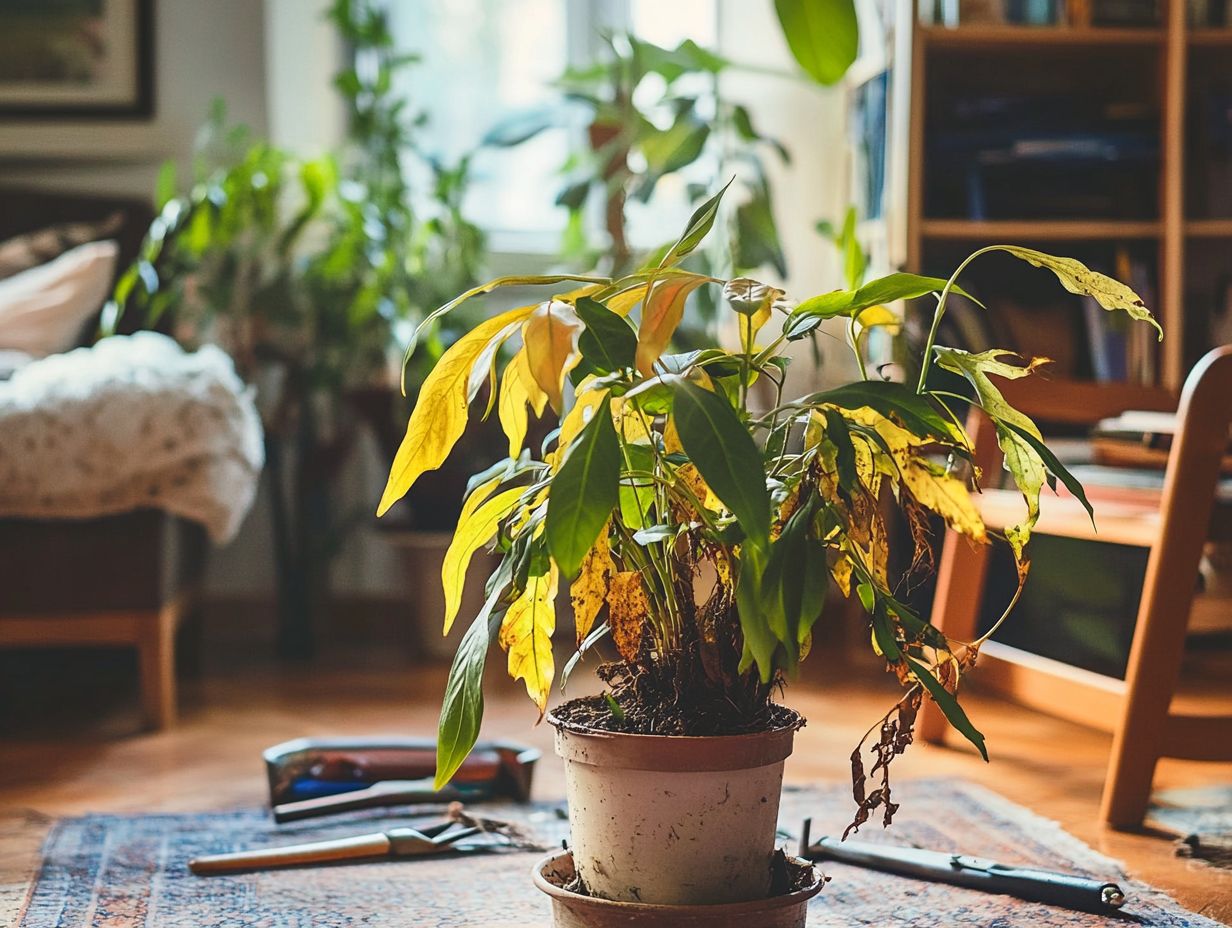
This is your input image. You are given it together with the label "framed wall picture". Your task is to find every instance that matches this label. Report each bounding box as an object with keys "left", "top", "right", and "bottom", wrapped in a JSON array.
[{"left": 0, "top": 0, "right": 154, "bottom": 119}]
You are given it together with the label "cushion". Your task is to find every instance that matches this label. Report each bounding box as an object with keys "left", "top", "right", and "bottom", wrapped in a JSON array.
[
  {"left": 0, "top": 211, "right": 124, "bottom": 280},
  {"left": 0, "top": 240, "right": 119, "bottom": 357}
]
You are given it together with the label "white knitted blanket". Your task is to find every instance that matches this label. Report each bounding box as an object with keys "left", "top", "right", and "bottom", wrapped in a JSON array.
[{"left": 0, "top": 332, "right": 262, "bottom": 543}]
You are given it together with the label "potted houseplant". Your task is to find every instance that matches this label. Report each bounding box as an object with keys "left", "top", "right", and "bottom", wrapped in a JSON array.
[{"left": 376, "top": 185, "right": 1160, "bottom": 923}]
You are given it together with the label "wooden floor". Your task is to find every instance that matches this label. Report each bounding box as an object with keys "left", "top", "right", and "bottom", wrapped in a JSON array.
[{"left": 1, "top": 643, "right": 1231, "bottom": 925}]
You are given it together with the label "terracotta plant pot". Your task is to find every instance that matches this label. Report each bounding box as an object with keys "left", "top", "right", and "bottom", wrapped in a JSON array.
[
  {"left": 548, "top": 713, "right": 798, "bottom": 905},
  {"left": 533, "top": 850, "right": 823, "bottom": 928}
]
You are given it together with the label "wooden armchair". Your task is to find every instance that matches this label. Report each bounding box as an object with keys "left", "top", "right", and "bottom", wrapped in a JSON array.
[{"left": 919, "top": 347, "right": 1232, "bottom": 827}]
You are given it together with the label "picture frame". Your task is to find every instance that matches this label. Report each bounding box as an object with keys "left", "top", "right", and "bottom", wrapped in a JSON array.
[{"left": 0, "top": 0, "right": 154, "bottom": 119}]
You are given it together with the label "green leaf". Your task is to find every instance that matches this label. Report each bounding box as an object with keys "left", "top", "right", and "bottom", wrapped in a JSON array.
[
  {"left": 807, "top": 380, "right": 964, "bottom": 445},
  {"left": 736, "top": 543, "right": 778, "bottom": 682},
  {"left": 659, "top": 179, "right": 733, "bottom": 269},
  {"left": 775, "top": 0, "right": 859, "bottom": 86},
  {"left": 1001, "top": 420, "right": 1095, "bottom": 528},
  {"left": 603, "top": 692, "right": 626, "bottom": 721},
  {"left": 933, "top": 347, "right": 1047, "bottom": 560},
  {"left": 852, "top": 273, "right": 982, "bottom": 312},
  {"left": 546, "top": 395, "right": 621, "bottom": 578},
  {"left": 619, "top": 443, "right": 657, "bottom": 530},
  {"left": 641, "top": 117, "right": 710, "bottom": 176},
  {"left": 155, "top": 161, "right": 178, "bottom": 210},
  {"left": 435, "top": 599, "right": 502, "bottom": 789},
  {"left": 822, "top": 408, "right": 858, "bottom": 492},
  {"left": 481, "top": 106, "right": 558, "bottom": 147},
  {"left": 790, "top": 289, "right": 855, "bottom": 321},
  {"left": 671, "top": 380, "right": 772, "bottom": 549},
  {"left": 870, "top": 600, "right": 903, "bottom": 663},
  {"left": 576, "top": 296, "right": 637, "bottom": 374},
  {"left": 991, "top": 246, "right": 1163, "bottom": 340},
  {"left": 904, "top": 656, "right": 989, "bottom": 761}
]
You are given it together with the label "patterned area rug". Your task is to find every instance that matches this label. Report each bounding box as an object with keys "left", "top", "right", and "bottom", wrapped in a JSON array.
[
  {"left": 15, "top": 779, "right": 1221, "bottom": 928},
  {"left": 1149, "top": 786, "right": 1232, "bottom": 870}
]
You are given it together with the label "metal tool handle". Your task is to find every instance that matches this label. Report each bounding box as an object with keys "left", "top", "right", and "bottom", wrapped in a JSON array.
[
  {"left": 190, "top": 833, "right": 391, "bottom": 875},
  {"left": 272, "top": 778, "right": 451, "bottom": 823}
]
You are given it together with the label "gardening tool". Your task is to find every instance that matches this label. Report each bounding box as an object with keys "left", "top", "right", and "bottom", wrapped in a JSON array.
[
  {"left": 263, "top": 737, "right": 539, "bottom": 823},
  {"left": 799, "top": 818, "right": 1127, "bottom": 915},
  {"left": 189, "top": 820, "right": 486, "bottom": 875}
]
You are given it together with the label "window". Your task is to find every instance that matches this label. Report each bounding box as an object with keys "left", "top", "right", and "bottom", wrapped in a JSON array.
[{"left": 389, "top": 0, "right": 717, "bottom": 255}]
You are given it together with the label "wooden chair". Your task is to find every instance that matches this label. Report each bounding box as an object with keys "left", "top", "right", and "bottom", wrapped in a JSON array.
[{"left": 919, "top": 346, "right": 1232, "bottom": 827}]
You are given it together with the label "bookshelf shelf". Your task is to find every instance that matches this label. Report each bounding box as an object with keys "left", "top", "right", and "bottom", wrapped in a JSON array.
[
  {"left": 921, "top": 24, "right": 1165, "bottom": 47},
  {"left": 921, "top": 219, "right": 1163, "bottom": 241},
  {"left": 1189, "top": 28, "right": 1232, "bottom": 45},
  {"left": 1185, "top": 219, "right": 1232, "bottom": 238}
]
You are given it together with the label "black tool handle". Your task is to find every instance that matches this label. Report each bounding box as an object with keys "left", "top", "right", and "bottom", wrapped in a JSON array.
[{"left": 805, "top": 835, "right": 1126, "bottom": 915}]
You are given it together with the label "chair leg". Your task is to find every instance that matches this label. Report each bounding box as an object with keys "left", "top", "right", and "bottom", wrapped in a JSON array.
[
  {"left": 137, "top": 605, "right": 178, "bottom": 730},
  {"left": 919, "top": 531, "right": 992, "bottom": 743},
  {"left": 1102, "top": 348, "right": 1232, "bottom": 827}
]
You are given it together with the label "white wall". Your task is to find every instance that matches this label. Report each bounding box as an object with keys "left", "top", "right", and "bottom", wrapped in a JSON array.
[{"left": 0, "top": 0, "right": 270, "bottom": 197}]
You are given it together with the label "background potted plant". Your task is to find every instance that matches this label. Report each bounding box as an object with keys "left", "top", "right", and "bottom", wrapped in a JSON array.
[
  {"left": 109, "top": 0, "right": 490, "bottom": 657},
  {"left": 376, "top": 178, "right": 1159, "bottom": 920}
]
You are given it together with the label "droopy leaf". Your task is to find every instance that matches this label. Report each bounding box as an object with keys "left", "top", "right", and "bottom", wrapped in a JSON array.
[
  {"left": 671, "top": 380, "right": 772, "bottom": 549},
  {"left": 853, "top": 273, "right": 982, "bottom": 312},
  {"left": 905, "top": 656, "right": 988, "bottom": 761},
  {"left": 636, "top": 275, "right": 709, "bottom": 376},
  {"left": 736, "top": 543, "right": 778, "bottom": 682},
  {"left": 379, "top": 303, "right": 537, "bottom": 516},
  {"left": 440, "top": 486, "right": 525, "bottom": 635},
  {"left": 608, "top": 570, "right": 650, "bottom": 661},
  {"left": 407, "top": 273, "right": 609, "bottom": 366},
  {"left": 570, "top": 526, "right": 614, "bottom": 645},
  {"left": 807, "top": 380, "right": 964, "bottom": 445},
  {"left": 524, "top": 300, "right": 584, "bottom": 413},
  {"left": 933, "top": 347, "right": 1048, "bottom": 560},
  {"left": 1002, "top": 420, "right": 1095, "bottom": 527},
  {"left": 499, "top": 570, "right": 558, "bottom": 714},
  {"left": 435, "top": 575, "right": 506, "bottom": 789},
  {"left": 576, "top": 296, "right": 637, "bottom": 373},
  {"left": 498, "top": 348, "right": 548, "bottom": 459},
  {"left": 991, "top": 246, "right": 1162, "bottom": 339},
  {"left": 547, "top": 394, "right": 621, "bottom": 578}
]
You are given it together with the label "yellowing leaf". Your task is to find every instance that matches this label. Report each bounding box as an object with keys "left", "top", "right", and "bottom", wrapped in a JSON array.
[
  {"left": 570, "top": 526, "right": 614, "bottom": 645},
  {"left": 441, "top": 486, "right": 526, "bottom": 634},
  {"left": 608, "top": 571, "right": 649, "bottom": 661},
  {"left": 379, "top": 303, "right": 537, "bottom": 516},
  {"left": 548, "top": 383, "right": 608, "bottom": 471},
  {"left": 902, "top": 459, "right": 986, "bottom": 543},
  {"left": 995, "top": 246, "right": 1162, "bottom": 339},
  {"left": 497, "top": 349, "right": 547, "bottom": 458},
  {"left": 499, "top": 569, "right": 558, "bottom": 714},
  {"left": 636, "top": 275, "right": 708, "bottom": 376},
  {"left": 934, "top": 347, "right": 1049, "bottom": 560},
  {"left": 832, "top": 554, "right": 853, "bottom": 596},
  {"left": 523, "top": 300, "right": 583, "bottom": 413},
  {"left": 854, "top": 304, "right": 901, "bottom": 336},
  {"left": 613, "top": 397, "right": 652, "bottom": 443}
]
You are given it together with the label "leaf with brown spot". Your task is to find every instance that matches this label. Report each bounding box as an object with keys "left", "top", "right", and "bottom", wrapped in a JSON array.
[
  {"left": 607, "top": 571, "right": 649, "bottom": 661},
  {"left": 570, "top": 526, "right": 614, "bottom": 645}
]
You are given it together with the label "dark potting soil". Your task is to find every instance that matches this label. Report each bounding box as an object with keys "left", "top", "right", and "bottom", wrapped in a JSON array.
[{"left": 551, "top": 691, "right": 803, "bottom": 738}]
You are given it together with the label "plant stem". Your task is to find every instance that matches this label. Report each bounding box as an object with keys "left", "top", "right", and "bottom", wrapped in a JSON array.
[{"left": 915, "top": 245, "right": 995, "bottom": 394}]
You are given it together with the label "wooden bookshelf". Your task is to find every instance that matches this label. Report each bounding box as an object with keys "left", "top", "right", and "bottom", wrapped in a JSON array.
[
  {"left": 921, "top": 24, "right": 1165, "bottom": 46},
  {"left": 921, "top": 219, "right": 1163, "bottom": 241},
  {"left": 1188, "top": 28, "right": 1232, "bottom": 45},
  {"left": 853, "top": 0, "right": 1232, "bottom": 389},
  {"left": 1185, "top": 218, "right": 1232, "bottom": 238}
]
